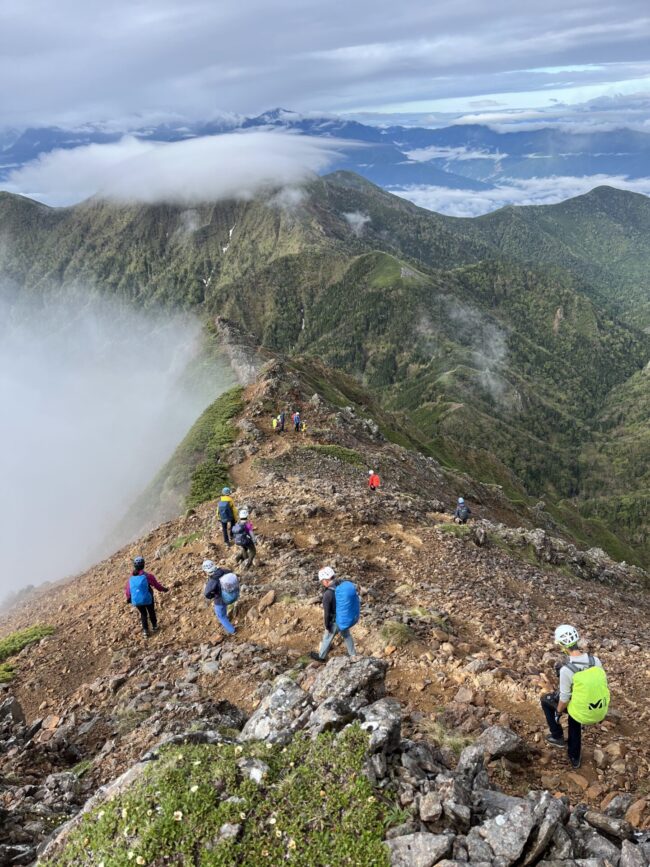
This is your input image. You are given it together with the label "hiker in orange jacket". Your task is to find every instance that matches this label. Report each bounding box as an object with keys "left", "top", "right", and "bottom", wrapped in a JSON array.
[{"left": 368, "top": 470, "right": 381, "bottom": 491}]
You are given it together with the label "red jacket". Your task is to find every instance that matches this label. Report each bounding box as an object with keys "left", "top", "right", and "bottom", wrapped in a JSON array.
[
  {"left": 125, "top": 571, "right": 168, "bottom": 602},
  {"left": 368, "top": 473, "right": 381, "bottom": 489}
]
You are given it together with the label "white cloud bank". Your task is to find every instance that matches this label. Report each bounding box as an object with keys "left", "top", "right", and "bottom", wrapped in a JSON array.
[
  {"left": 392, "top": 174, "right": 650, "bottom": 217},
  {"left": 5, "top": 131, "right": 344, "bottom": 206}
]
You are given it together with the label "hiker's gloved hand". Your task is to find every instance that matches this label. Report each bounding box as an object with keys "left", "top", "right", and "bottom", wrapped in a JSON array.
[{"left": 554, "top": 711, "right": 563, "bottom": 724}]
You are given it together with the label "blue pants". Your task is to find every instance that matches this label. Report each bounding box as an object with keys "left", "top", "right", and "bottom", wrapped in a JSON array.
[
  {"left": 214, "top": 602, "right": 236, "bottom": 635},
  {"left": 319, "top": 625, "right": 356, "bottom": 659}
]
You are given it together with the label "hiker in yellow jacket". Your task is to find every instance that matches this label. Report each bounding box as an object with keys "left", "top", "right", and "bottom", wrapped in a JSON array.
[{"left": 217, "top": 487, "right": 239, "bottom": 546}]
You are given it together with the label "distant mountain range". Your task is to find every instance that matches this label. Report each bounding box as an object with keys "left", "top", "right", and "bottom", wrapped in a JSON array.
[
  {"left": 3, "top": 107, "right": 650, "bottom": 193},
  {"left": 1, "top": 173, "right": 649, "bottom": 564}
]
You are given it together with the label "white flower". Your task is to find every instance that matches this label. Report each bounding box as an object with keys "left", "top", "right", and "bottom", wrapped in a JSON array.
[
  {"left": 190, "top": 785, "right": 199, "bottom": 793},
  {"left": 173, "top": 810, "right": 183, "bottom": 822}
]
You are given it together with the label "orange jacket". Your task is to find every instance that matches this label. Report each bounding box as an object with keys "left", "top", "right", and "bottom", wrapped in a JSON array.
[{"left": 368, "top": 474, "right": 381, "bottom": 488}]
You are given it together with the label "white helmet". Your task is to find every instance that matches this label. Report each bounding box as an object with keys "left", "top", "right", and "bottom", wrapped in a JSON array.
[
  {"left": 318, "top": 566, "right": 335, "bottom": 582},
  {"left": 554, "top": 624, "right": 579, "bottom": 648},
  {"left": 202, "top": 559, "right": 217, "bottom": 574},
  {"left": 368, "top": 469, "right": 374, "bottom": 475},
  {"left": 239, "top": 508, "right": 249, "bottom": 519}
]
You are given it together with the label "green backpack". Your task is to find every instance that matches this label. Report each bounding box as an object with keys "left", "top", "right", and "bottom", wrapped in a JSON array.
[{"left": 565, "top": 655, "right": 610, "bottom": 725}]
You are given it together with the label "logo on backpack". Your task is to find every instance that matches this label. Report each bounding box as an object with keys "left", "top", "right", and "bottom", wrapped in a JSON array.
[
  {"left": 566, "top": 656, "right": 610, "bottom": 725},
  {"left": 129, "top": 573, "right": 153, "bottom": 606},
  {"left": 334, "top": 581, "right": 360, "bottom": 630},
  {"left": 220, "top": 572, "right": 240, "bottom": 605}
]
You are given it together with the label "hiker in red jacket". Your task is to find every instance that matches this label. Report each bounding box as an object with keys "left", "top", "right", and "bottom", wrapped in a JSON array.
[
  {"left": 124, "top": 556, "right": 169, "bottom": 638},
  {"left": 368, "top": 469, "right": 381, "bottom": 491}
]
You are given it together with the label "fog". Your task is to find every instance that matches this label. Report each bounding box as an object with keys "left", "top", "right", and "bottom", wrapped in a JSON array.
[{"left": 0, "top": 293, "right": 234, "bottom": 596}]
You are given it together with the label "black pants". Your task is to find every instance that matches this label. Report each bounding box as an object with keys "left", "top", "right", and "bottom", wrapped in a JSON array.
[
  {"left": 221, "top": 521, "right": 233, "bottom": 543},
  {"left": 136, "top": 603, "right": 157, "bottom": 633},
  {"left": 541, "top": 693, "right": 581, "bottom": 761}
]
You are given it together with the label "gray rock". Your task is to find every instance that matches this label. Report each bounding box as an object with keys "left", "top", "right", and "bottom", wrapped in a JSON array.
[
  {"left": 401, "top": 740, "right": 448, "bottom": 779},
  {"left": 386, "top": 832, "right": 454, "bottom": 867},
  {"left": 477, "top": 803, "right": 537, "bottom": 865},
  {"left": 359, "top": 698, "right": 401, "bottom": 756},
  {"left": 466, "top": 828, "right": 495, "bottom": 863},
  {"left": 472, "top": 788, "right": 525, "bottom": 820},
  {"left": 306, "top": 695, "right": 367, "bottom": 736},
  {"left": 584, "top": 809, "right": 634, "bottom": 841},
  {"left": 581, "top": 828, "right": 621, "bottom": 866},
  {"left": 620, "top": 840, "right": 647, "bottom": 867},
  {"left": 523, "top": 793, "right": 569, "bottom": 866},
  {"left": 475, "top": 726, "right": 527, "bottom": 762},
  {"left": 239, "top": 675, "right": 314, "bottom": 744},
  {"left": 237, "top": 758, "right": 270, "bottom": 785},
  {"left": 456, "top": 743, "right": 489, "bottom": 789},
  {"left": 605, "top": 795, "right": 634, "bottom": 819},
  {"left": 546, "top": 825, "right": 575, "bottom": 860},
  {"left": 310, "top": 656, "right": 387, "bottom": 705},
  {"left": 201, "top": 660, "right": 221, "bottom": 675},
  {"left": 0, "top": 696, "right": 25, "bottom": 725},
  {"left": 420, "top": 791, "right": 444, "bottom": 824},
  {"left": 219, "top": 823, "right": 242, "bottom": 841}
]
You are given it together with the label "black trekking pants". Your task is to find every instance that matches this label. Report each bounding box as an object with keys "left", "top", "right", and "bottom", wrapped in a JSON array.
[
  {"left": 136, "top": 602, "right": 157, "bottom": 633},
  {"left": 221, "top": 521, "right": 233, "bottom": 543},
  {"left": 541, "top": 693, "right": 581, "bottom": 762}
]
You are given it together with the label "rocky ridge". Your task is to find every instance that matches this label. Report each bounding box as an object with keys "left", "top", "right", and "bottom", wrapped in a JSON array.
[{"left": 0, "top": 359, "right": 649, "bottom": 864}]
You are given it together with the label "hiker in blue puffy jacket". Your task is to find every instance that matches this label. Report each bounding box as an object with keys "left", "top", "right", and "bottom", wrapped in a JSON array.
[
  {"left": 454, "top": 497, "right": 471, "bottom": 524},
  {"left": 124, "top": 556, "right": 169, "bottom": 638},
  {"left": 310, "top": 566, "right": 358, "bottom": 663},
  {"left": 202, "top": 559, "right": 238, "bottom": 635}
]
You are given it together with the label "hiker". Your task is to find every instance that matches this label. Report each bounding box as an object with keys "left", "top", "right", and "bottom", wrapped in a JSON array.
[
  {"left": 454, "top": 497, "right": 471, "bottom": 524},
  {"left": 368, "top": 469, "right": 381, "bottom": 491},
  {"left": 217, "top": 487, "right": 238, "bottom": 546},
  {"left": 541, "top": 624, "right": 609, "bottom": 769},
  {"left": 272, "top": 416, "right": 278, "bottom": 433},
  {"left": 124, "top": 556, "right": 169, "bottom": 639},
  {"left": 202, "top": 560, "right": 240, "bottom": 636},
  {"left": 292, "top": 410, "right": 301, "bottom": 432},
  {"left": 310, "top": 566, "right": 359, "bottom": 663},
  {"left": 278, "top": 411, "right": 286, "bottom": 433},
  {"left": 232, "top": 507, "right": 257, "bottom": 569},
  {"left": 300, "top": 420, "right": 307, "bottom": 434}
]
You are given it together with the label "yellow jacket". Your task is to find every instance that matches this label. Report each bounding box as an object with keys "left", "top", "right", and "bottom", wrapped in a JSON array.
[{"left": 218, "top": 495, "right": 238, "bottom": 522}]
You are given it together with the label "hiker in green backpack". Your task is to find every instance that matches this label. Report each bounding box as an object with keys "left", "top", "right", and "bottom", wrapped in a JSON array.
[{"left": 541, "top": 624, "right": 609, "bottom": 769}]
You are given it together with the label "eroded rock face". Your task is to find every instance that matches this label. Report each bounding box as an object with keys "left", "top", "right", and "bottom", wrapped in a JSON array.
[
  {"left": 386, "top": 831, "right": 453, "bottom": 867},
  {"left": 309, "top": 656, "right": 387, "bottom": 705},
  {"left": 239, "top": 675, "right": 314, "bottom": 744}
]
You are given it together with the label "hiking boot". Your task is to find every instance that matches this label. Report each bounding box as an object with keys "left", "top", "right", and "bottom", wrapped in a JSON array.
[
  {"left": 309, "top": 651, "right": 326, "bottom": 663},
  {"left": 151, "top": 625, "right": 160, "bottom": 633},
  {"left": 569, "top": 755, "right": 581, "bottom": 769},
  {"left": 545, "top": 734, "right": 565, "bottom": 748},
  {"left": 142, "top": 630, "right": 150, "bottom": 639}
]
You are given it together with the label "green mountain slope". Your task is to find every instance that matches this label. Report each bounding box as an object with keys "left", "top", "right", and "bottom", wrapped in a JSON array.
[{"left": 1, "top": 175, "right": 649, "bottom": 563}]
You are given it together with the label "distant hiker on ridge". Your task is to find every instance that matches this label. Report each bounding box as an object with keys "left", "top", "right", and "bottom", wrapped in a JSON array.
[
  {"left": 124, "top": 556, "right": 169, "bottom": 639},
  {"left": 202, "top": 559, "right": 240, "bottom": 636},
  {"left": 272, "top": 416, "right": 278, "bottom": 433},
  {"left": 278, "top": 410, "right": 286, "bottom": 433},
  {"left": 454, "top": 497, "right": 471, "bottom": 524},
  {"left": 541, "top": 624, "right": 609, "bottom": 769},
  {"left": 232, "top": 507, "right": 257, "bottom": 570},
  {"left": 292, "top": 410, "right": 301, "bottom": 433},
  {"left": 368, "top": 469, "right": 381, "bottom": 492},
  {"left": 310, "top": 566, "right": 359, "bottom": 663},
  {"left": 218, "top": 487, "right": 238, "bottom": 546}
]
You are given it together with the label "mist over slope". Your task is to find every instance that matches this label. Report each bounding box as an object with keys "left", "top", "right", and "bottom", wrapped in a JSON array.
[{"left": 0, "top": 293, "right": 234, "bottom": 595}]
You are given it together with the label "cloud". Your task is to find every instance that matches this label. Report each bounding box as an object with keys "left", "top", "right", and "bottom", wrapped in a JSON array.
[
  {"left": 405, "top": 145, "right": 504, "bottom": 163},
  {"left": 5, "top": 131, "right": 345, "bottom": 205},
  {"left": 343, "top": 211, "right": 371, "bottom": 236},
  {"left": 392, "top": 174, "right": 650, "bottom": 217},
  {"left": 2, "top": 1, "right": 650, "bottom": 126}
]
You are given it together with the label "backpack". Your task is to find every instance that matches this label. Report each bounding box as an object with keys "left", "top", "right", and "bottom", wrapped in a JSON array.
[
  {"left": 129, "top": 574, "right": 152, "bottom": 606},
  {"left": 565, "top": 656, "right": 610, "bottom": 725},
  {"left": 334, "top": 581, "right": 360, "bottom": 630},
  {"left": 232, "top": 521, "right": 252, "bottom": 547},
  {"left": 458, "top": 505, "right": 470, "bottom": 520},
  {"left": 204, "top": 569, "right": 227, "bottom": 600},
  {"left": 218, "top": 499, "right": 234, "bottom": 522},
  {"left": 220, "top": 572, "right": 240, "bottom": 605}
]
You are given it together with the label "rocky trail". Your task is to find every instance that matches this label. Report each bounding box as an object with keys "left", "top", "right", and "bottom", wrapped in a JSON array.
[{"left": 1, "top": 360, "right": 649, "bottom": 864}]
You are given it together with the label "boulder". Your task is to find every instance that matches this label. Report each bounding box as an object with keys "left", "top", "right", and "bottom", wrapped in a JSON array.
[
  {"left": 477, "top": 803, "right": 537, "bottom": 865},
  {"left": 310, "top": 656, "right": 387, "bottom": 705},
  {"left": 359, "top": 698, "right": 402, "bottom": 756},
  {"left": 584, "top": 809, "right": 634, "bottom": 841},
  {"left": 0, "top": 696, "right": 26, "bottom": 725},
  {"left": 475, "top": 725, "right": 527, "bottom": 762},
  {"left": 472, "top": 789, "right": 526, "bottom": 819},
  {"left": 306, "top": 697, "right": 359, "bottom": 736},
  {"left": 523, "top": 793, "right": 569, "bottom": 866},
  {"left": 401, "top": 740, "right": 448, "bottom": 779},
  {"left": 386, "top": 832, "right": 454, "bottom": 867},
  {"left": 580, "top": 828, "right": 622, "bottom": 866},
  {"left": 237, "top": 758, "right": 270, "bottom": 785},
  {"left": 419, "top": 792, "right": 443, "bottom": 824},
  {"left": 239, "top": 675, "right": 313, "bottom": 744},
  {"left": 619, "top": 840, "right": 647, "bottom": 867}
]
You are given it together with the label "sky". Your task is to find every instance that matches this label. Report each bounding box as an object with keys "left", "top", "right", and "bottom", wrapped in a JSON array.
[{"left": 1, "top": 0, "right": 650, "bottom": 130}]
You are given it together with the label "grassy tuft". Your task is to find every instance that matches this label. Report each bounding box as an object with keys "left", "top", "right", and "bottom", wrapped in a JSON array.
[
  {"left": 419, "top": 719, "right": 474, "bottom": 756},
  {"left": 380, "top": 621, "right": 416, "bottom": 648},
  {"left": 171, "top": 531, "right": 203, "bottom": 549},
  {"left": 303, "top": 444, "right": 365, "bottom": 467},
  {"left": 0, "top": 625, "right": 55, "bottom": 682},
  {"left": 43, "top": 726, "right": 392, "bottom": 867}
]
